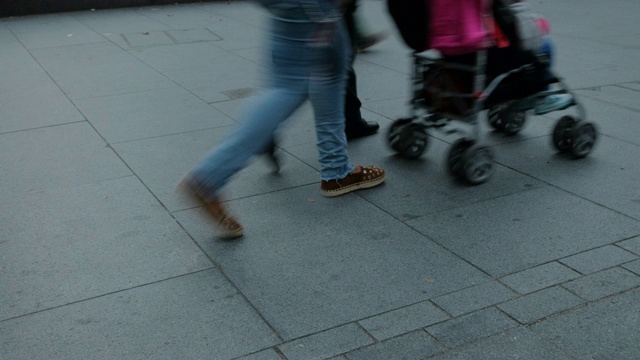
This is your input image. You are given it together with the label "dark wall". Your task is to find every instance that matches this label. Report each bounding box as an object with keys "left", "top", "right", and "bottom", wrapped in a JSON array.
[{"left": 0, "top": 0, "right": 217, "bottom": 18}]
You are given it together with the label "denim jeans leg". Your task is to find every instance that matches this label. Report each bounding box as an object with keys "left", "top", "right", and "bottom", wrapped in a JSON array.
[
  {"left": 310, "top": 22, "right": 354, "bottom": 181},
  {"left": 190, "top": 88, "right": 306, "bottom": 200}
]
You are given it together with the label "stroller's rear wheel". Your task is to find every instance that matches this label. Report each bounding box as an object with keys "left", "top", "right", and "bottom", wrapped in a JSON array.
[
  {"left": 552, "top": 115, "right": 577, "bottom": 153},
  {"left": 488, "top": 102, "right": 527, "bottom": 135},
  {"left": 569, "top": 122, "right": 597, "bottom": 158},
  {"left": 387, "top": 118, "right": 428, "bottom": 159}
]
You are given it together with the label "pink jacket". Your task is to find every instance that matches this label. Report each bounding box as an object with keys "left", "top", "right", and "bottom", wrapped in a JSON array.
[{"left": 429, "top": 0, "right": 493, "bottom": 55}]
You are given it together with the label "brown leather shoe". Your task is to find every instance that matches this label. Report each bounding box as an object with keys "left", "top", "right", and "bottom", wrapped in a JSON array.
[
  {"left": 320, "top": 165, "right": 385, "bottom": 197},
  {"left": 177, "top": 177, "right": 243, "bottom": 239}
]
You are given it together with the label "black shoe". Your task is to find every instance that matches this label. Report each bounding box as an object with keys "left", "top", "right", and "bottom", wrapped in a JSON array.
[
  {"left": 263, "top": 140, "right": 280, "bottom": 174},
  {"left": 345, "top": 119, "right": 380, "bottom": 140}
]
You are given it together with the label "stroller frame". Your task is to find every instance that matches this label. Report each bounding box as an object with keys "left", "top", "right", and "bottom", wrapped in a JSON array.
[{"left": 387, "top": 49, "right": 597, "bottom": 185}]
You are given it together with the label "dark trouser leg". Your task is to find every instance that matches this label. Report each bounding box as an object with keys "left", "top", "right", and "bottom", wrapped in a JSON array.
[{"left": 344, "top": 66, "right": 362, "bottom": 130}]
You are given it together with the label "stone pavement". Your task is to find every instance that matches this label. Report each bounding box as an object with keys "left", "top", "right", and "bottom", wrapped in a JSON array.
[{"left": 1, "top": 0, "right": 640, "bottom": 359}]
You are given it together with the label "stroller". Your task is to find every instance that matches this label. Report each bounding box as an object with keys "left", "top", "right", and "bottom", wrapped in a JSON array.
[{"left": 385, "top": 0, "right": 597, "bottom": 184}]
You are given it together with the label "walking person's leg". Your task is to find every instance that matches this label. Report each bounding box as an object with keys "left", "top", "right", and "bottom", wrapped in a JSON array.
[{"left": 308, "top": 21, "right": 385, "bottom": 195}]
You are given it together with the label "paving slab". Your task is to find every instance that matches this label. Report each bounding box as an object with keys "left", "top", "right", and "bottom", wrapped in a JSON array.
[
  {"left": 358, "top": 301, "right": 449, "bottom": 341},
  {"left": 497, "top": 286, "right": 585, "bottom": 325},
  {"left": 75, "top": 86, "right": 235, "bottom": 143},
  {"left": 617, "top": 236, "right": 640, "bottom": 255},
  {"left": 277, "top": 323, "right": 372, "bottom": 360},
  {"left": 0, "top": 270, "right": 279, "bottom": 360},
  {"left": 531, "top": 287, "right": 640, "bottom": 359},
  {"left": 407, "top": 186, "right": 640, "bottom": 277},
  {"left": 426, "top": 308, "right": 519, "bottom": 348},
  {"left": 0, "top": 122, "right": 131, "bottom": 197},
  {"left": 495, "top": 135, "right": 640, "bottom": 220},
  {"left": 6, "top": 13, "right": 107, "bottom": 49},
  {"left": 576, "top": 85, "right": 640, "bottom": 112},
  {"left": 174, "top": 185, "right": 488, "bottom": 340},
  {"left": 0, "top": 84, "right": 85, "bottom": 134},
  {"left": 431, "top": 281, "right": 517, "bottom": 317},
  {"left": 562, "top": 267, "right": 640, "bottom": 302},
  {"left": 345, "top": 331, "right": 443, "bottom": 360},
  {"left": 430, "top": 327, "right": 572, "bottom": 360},
  {"left": 498, "top": 262, "right": 581, "bottom": 295},
  {"left": 559, "top": 245, "right": 638, "bottom": 274},
  {"left": 30, "top": 41, "right": 176, "bottom": 100},
  {"left": 0, "top": 42, "right": 54, "bottom": 92},
  {"left": 0, "top": 176, "right": 211, "bottom": 320}
]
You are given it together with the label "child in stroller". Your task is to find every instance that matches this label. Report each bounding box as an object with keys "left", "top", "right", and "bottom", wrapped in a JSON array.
[{"left": 385, "top": 0, "right": 597, "bottom": 184}]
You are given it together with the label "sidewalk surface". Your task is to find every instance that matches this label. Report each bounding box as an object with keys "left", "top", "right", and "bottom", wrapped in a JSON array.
[{"left": 2, "top": 1, "right": 640, "bottom": 359}]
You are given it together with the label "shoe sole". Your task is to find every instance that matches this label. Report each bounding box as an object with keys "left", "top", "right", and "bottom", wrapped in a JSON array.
[{"left": 320, "top": 175, "right": 386, "bottom": 197}]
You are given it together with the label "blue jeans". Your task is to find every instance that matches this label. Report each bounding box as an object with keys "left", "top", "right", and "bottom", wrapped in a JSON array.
[{"left": 189, "top": 15, "right": 354, "bottom": 200}]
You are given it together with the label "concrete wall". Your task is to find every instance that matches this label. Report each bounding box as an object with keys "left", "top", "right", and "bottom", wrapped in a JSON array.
[{"left": 0, "top": 0, "right": 215, "bottom": 18}]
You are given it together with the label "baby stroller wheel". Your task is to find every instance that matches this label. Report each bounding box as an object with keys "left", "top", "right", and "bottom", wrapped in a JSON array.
[
  {"left": 569, "top": 122, "right": 597, "bottom": 159},
  {"left": 462, "top": 144, "right": 495, "bottom": 185},
  {"left": 387, "top": 118, "right": 413, "bottom": 152},
  {"left": 387, "top": 118, "right": 428, "bottom": 159},
  {"left": 488, "top": 102, "right": 527, "bottom": 135},
  {"left": 552, "top": 116, "right": 577, "bottom": 153},
  {"left": 447, "top": 138, "right": 474, "bottom": 178}
]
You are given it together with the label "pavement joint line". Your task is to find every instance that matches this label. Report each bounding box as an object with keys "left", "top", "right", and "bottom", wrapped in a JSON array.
[{"left": 0, "top": 267, "right": 216, "bottom": 324}]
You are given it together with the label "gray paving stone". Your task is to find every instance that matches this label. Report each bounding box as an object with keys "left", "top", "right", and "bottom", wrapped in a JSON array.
[
  {"left": 565, "top": 95, "right": 640, "bottom": 147},
  {"left": 426, "top": 308, "right": 519, "bottom": 348},
  {"left": 237, "top": 348, "right": 283, "bottom": 360},
  {"left": 497, "top": 286, "right": 585, "bottom": 324},
  {"left": 112, "top": 127, "right": 321, "bottom": 212},
  {"left": 358, "top": 301, "right": 449, "bottom": 340},
  {"left": 495, "top": 135, "right": 640, "bottom": 220},
  {"left": 617, "top": 236, "right": 640, "bottom": 255},
  {"left": 562, "top": 267, "right": 640, "bottom": 301},
  {"left": 0, "top": 270, "right": 279, "bottom": 360},
  {"left": 121, "top": 30, "right": 175, "bottom": 48},
  {"left": 31, "top": 42, "right": 175, "bottom": 100},
  {"left": 430, "top": 327, "right": 571, "bottom": 360},
  {"left": 128, "top": 41, "right": 230, "bottom": 72},
  {"left": 0, "top": 85, "right": 85, "bottom": 134},
  {"left": 431, "top": 281, "right": 517, "bottom": 317},
  {"left": 0, "top": 122, "right": 131, "bottom": 197},
  {"left": 75, "top": 86, "right": 235, "bottom": 143},
  {"left": 559, "top": 245, "right": 638, "bottom": 274},
  {"left": 175, "top": 185, "right": 488, "bottom": 340},
  {"left": 499, "top": 262, "right": 581, "bottom": 294},
  {"left": 162, "top": 54, "right": 261, "bottom": 103},
  {"left": 532, "top": 287, "right": 640, "bottom": 359},
  {"left": 576, "top": 85, "right": 640, "bottom": 112},
  {"left": 407, "top": 186, "right": 640, "bottom": 277},
  {"left": 72, "top": 8, "right": 171, "bottom": 34},
  {"left": 0, "top": 43, "right": 54, "bottom": 91},
  {"left": 621, "top": 82, "right": 640, "bottom": 92},
  {"left": 345, "top": 331, "right": 443, "bottom": 360},
  {"left": 7, "top": 14, "right": 107, "bottom": 49},
  {"left": 623, "top": 259, "right": 640, "bottom": 276},
  {"left": 167, "top": 28, "right": 222, "bottom": 43},
  {"left": 278, "top": 324, "right": 372, "bottom": 360},
  {"left": 0, "top": 176, "right": 212, "bottom": 320}
]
